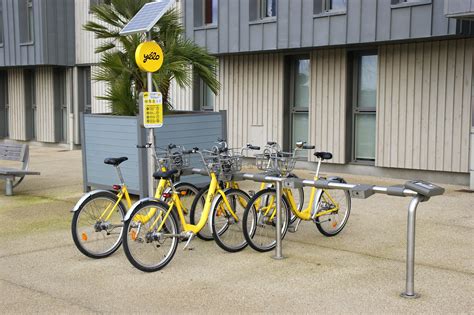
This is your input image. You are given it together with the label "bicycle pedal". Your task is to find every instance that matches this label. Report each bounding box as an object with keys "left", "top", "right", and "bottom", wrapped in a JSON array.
[
  {"left": 287, "top": 226, "right": 297, "bottom": 233},
  {"left": 183, "top": 233, "right": 195, "bottom": 251}
]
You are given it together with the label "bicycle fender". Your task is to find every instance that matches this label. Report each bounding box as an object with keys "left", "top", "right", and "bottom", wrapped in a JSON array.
[
  {"left": 122, "top": 197, "right": 159, "bottom": 222},
  {"left": 71, "top": 190, "right": 116, "bottom": 212},
  {"left": 208, "top": 192, "right": 225, "bottom": 232}
]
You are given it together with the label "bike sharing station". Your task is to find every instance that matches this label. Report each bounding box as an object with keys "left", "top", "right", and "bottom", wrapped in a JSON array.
[
  {"left": 119, "top": 0, "right": 445, "bottom": 300},
  {"left": 119, "top": 0, "right": 170, "bottom": 197}
]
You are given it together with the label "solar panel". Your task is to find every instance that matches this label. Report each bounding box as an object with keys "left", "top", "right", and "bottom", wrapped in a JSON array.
[{"left": 120, "top": 0, "right": 175, "bottom": 35}]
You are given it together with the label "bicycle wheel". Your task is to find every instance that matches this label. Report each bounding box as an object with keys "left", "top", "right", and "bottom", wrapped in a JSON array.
[
  {"left": 189, "top": 185, "right": 213, "bottom": 241},
  {"left": 243, "top": 188, "right": 291, "bottom": 252},
  {"left": 315, "top": 189, "right": 351, "bottom": 237},
  {"left": 210, "top": 188, "right": 251, "bottom": 252},
  {"left": 122, "top": 200, "right": 179, "bottom": 272},
  {"left": 71, "top": 191, "right": 126, "bottom": 259},
  {"left": 173, "top": 182, "right": 200, "bottom": 217}
]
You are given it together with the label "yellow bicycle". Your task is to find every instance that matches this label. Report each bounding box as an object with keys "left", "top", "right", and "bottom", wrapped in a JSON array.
[
  {"left": 71, "top": 144, "right": 199, "bottom": 259},
  {"left": 122, "top": 147, "right": 251, "bottom": 272},
  {"left": 190, "top": 141, "right": 305, "bottom": 241},
  {"left": 242, "top": 144, "right": 351, "bottom": 252}
]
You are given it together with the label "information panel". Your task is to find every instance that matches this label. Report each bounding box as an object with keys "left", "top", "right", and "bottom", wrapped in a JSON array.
[{"left": 140, "top": 92, "right": 163, "bottom": 128}]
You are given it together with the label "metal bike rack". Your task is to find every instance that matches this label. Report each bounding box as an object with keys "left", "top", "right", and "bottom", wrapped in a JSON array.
[{"left": 191, "top": 168, "right": 444, "bottom": 298}]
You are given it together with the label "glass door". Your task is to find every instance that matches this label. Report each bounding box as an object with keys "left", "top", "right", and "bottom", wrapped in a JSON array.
[
  {"left": 352, "top": 54, "right": 377, "bottom": 162},
  {"left": 287, "top": 56, "right": 310, "bottom": 156},
  {"left": 0, "top": 71, "right": 8, "bottom": 138}
]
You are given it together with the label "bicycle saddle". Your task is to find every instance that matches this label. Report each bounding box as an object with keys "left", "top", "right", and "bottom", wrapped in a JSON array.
[
  {"left": 153, "top": 169, "right": 179, "bottom": 180},
  {"left": 104, "top": 157, "right": 128, "bottom": 166},
  {"left": 314, "top": 152, "right": 333, "bottom": 160}
]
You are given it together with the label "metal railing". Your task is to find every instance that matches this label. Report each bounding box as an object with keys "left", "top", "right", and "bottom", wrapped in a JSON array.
[{"left": 191, "top": 168, "right": 444, "bottom": 299}]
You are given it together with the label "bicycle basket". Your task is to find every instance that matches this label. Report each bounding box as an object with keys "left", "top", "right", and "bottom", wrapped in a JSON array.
[
  {"left": 255, "top": 152, "right": 275, "bottom": 172},
  {"left": 274, "top": 151, "right": 296, "bottom": 174}
]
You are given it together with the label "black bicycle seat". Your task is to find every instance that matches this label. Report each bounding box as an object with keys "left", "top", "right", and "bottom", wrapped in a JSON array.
[
  {"left": 104, "top": 157, "right": 128, "bottom": 166},
  {"left": 153, "top": 169, "right": 179, "bottom": 180},
  {"left": 314, "top": 152, "right": 332, "bottom": 160}
]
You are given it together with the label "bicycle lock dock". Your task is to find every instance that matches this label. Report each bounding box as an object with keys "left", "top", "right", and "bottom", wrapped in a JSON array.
[{"left": 191, "top": 168, "right": 445, "bottom": 299}]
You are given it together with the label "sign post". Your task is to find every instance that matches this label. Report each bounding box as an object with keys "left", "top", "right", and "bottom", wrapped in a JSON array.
[
  {"left": 119, "top": 0, "right": 174, "bottom": 197},
  {"left": 139, "top": 32, "right": 165, "bottom": 197}
]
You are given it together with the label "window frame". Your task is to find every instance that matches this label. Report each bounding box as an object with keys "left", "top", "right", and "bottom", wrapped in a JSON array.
[
  {"left": 390, "top": 0, "right": 432, "bottom": 9},
  {"left": 195, "top": 77, "right": 215, "bottom": 112},
  {"left": 313, "top": 0, "right": 347, "bottom": 17},
  {"left": 0, "top": 1, "right": 4, "bottom": 47},
  {"left": 284, "top": 55, "right": 310, "bottom": 153},
  {"left": 19, "top": 0, "right": 34, "bottom": 45},
  {"left": 350, "top": 51, "right": 378, "bottom": 164}
]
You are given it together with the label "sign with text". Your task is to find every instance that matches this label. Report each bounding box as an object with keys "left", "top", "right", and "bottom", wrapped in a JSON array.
[
  {"left": 135, "top": 41, "right": 164, "bottom": 73},
  {"left": 140, "top": 92, "right": 163, "bottom": 128}
]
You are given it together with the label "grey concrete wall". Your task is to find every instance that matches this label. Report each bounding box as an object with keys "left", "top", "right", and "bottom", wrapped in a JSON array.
[
  {"left": 0, "top": 0, "right": 75, "bottom": 67},
  {"left": 184, "top": 0, "right": 466, "bottom": 55}
]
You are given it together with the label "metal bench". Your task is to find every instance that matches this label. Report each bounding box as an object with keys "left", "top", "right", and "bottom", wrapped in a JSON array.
[{"left": 0, "top": 143, "right": 40, "bottom": 196}]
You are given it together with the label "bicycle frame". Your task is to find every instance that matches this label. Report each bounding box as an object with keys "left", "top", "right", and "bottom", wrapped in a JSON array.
[{"left": 150, "top": 172, "right": 241, "bottom": 235}]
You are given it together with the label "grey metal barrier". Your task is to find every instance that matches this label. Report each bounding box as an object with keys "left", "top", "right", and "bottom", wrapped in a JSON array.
[{"left": 191, "top": 168, "right": 444, "bottom": 299}]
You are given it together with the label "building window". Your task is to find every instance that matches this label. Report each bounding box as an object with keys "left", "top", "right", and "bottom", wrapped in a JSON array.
[
  {"left": 285, "top": 56, "right": 310, "bottom": 154},
  {"left": 0, "top": 1, "right": 4, "bottom": 46},
  {"left": 194, "top": 77, "right": 215, "bottom": 111},
  {"left": 194, "top": 0, "right": 218, "bottom": 27},
  {"left": 19, "top": 0, "right": 34, "bottom": 44},
  {"left": 314, "top": 0, "right": 347, "bottom": 15},
  {"left": 351, "top": 53, "right": 377, "bottom": 163},
  {"left": 54, "top": 69, "right": 68, "bottom": 143},
  {"left": 250, "top": 0, "right": 277, "bottom": 20},
  {"left": 79, "top": 67, "right": 92, "bottom": 114}
]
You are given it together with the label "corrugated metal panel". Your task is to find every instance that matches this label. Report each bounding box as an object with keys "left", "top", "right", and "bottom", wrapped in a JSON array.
[
  {"left": 35, "top": 67, "right": 55, "bottom": 142},
  {"left": 184, "top": 0, "right": 465, "bottom": 55},
  {"left": 75, "top": 0, "right": 102, "bottom": 65},
  {"left": 90, "top": 65, "right": 109, "bottom": 113},
  {"left": 215, "top": 53, "right": 284, "bottom": 148},
  {"left": 376, "top": 38, "right": 473, "bottom": 173},
  {"left": 309, "top": 48, "right": 347, "bottom": 164},
  {"left": 0, "top": 0, "right": 74, "bottom": 67},
  {"left": 169, "top": 79, "right": 193, "bottom": 111},
  {"left": 7, "top": 69, "right": 26, "bottom": 140}
]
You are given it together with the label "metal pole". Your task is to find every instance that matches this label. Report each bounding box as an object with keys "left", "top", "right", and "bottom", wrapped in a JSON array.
[
  {"left": 5, "top": 177, "right": 13, "bottom": 196},
  {"left": 273, "top": 180, "right": 284, "bottom": 259},
  {"left": 146, "top": 32, "right": 155, "bottom": 197},
  {"left": 401, "top": 195, "right": 422, "bottom": 299},
  {"left": 69, "top": 113, "right": 74, "bottom": 151}
]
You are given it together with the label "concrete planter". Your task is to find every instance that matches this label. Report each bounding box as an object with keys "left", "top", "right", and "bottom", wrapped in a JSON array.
[{"left": 81, "top": 111, "right": 226, "bottom": 197}]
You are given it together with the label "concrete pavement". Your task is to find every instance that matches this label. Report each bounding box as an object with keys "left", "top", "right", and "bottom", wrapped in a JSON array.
[{"left": 0, "top": 146, "right": 473, "bottom": 314}]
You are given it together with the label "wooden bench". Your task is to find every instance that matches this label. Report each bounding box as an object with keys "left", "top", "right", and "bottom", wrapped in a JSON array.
[{"left": 0, "top": 143, "right": 40, "bottom": 196}]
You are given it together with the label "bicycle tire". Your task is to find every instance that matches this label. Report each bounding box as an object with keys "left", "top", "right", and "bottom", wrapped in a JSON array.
[
  {"left": 242, "top": 188, "right": 291, "bottom": 252},
  {"left": 71, "top": 191, "right": 126, "bottom": 259},
  {"left": 122, "top": 200, "right": 179, "bottom": 272},
  {"left": 315, "top": 189, "right": 351, "bottom": 237},
  {"left": 210, "top": 188, "right": 251, "bottom": 252}
]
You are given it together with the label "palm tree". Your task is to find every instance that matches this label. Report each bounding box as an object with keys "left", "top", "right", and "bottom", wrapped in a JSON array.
[{"left": 85, "top": 0, "right": 219, "bottom": 116}]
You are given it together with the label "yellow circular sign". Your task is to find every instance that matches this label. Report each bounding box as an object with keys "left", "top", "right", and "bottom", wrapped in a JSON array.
[{"left": 135, "top": 41, "right": 164, "bottom": 73}]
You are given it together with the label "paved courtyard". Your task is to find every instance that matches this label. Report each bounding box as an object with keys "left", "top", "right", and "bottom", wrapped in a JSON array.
[{"left": 0, "top": 146, "right": 472, "bottom": 313}]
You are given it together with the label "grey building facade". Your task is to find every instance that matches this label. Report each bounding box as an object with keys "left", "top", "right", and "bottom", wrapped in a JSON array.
[
  {"left": 179, "top": 0, "right": 474, "bottom": 188},
  {"left": 0, "top": 0, "right": 473, "bottom": 188}
]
